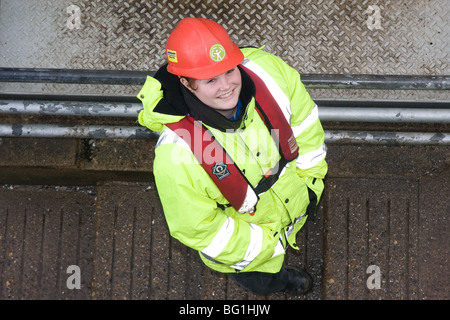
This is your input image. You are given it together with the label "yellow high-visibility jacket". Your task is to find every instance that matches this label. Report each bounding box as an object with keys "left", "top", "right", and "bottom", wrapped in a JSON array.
[{"left": 137, "top": 47, "right": 328, "bottom": 273}]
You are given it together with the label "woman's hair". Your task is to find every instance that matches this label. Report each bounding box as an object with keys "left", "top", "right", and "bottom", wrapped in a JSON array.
[{"left": 180, "top": 76, "right": 198, "bottom": 90}]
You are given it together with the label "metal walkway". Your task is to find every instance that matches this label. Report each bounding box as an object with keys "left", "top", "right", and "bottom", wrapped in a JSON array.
[{"left": 0, "top": 139, "right": 448, "bottom": 300}]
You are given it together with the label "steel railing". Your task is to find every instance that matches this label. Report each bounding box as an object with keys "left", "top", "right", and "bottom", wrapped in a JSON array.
[{"left": 1, "top": 68, "right": 449, "bottom": 144}]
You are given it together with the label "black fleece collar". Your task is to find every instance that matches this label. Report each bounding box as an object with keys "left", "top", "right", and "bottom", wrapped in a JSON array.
[{"left": 153, "top": 64, "right": 189, "bottom": 116}]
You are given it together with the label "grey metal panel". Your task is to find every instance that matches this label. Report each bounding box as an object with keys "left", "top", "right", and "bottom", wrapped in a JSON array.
[{"left": 0, "top": 0, "right": 448, "bottom": 74}]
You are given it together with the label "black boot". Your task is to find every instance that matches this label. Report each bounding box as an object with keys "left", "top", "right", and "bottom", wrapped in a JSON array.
[{"left": 283, "top": 266, "right": 313, "bottom": 294}]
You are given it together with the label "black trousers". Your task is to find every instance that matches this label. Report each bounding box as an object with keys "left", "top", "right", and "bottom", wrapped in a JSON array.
[
  {"left": 228, "top": 267, "right": 291, "bottom": 295},
  {"left": 229, "top": 186, "right": 318, "bottom": 295}
]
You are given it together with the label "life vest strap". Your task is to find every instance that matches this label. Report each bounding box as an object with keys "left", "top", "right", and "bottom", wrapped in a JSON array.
[
  {"left": 166, "top": 116, "right": 257, "bottom": 213},
  {"left": 164, "top": 63, "right": 299, "bottom": 214},
  {"left": 240, "top": 64, "right": 299, "bottom": 162}
]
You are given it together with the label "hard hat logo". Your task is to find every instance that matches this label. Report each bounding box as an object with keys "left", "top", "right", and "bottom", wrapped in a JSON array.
[
  {"left": 167, "top": 49, "right": 178, "bottom": 63},
  {"left": 209, "top": 44, "right": 226, "bottom": 62}
]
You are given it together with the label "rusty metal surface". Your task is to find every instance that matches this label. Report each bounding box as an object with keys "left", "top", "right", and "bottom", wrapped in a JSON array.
[
  {"left": 0, "top": 138, "right": 448, "bottom": 300},
  {"left": 325, "top": 178, "right": 421, "bottom": 299}
]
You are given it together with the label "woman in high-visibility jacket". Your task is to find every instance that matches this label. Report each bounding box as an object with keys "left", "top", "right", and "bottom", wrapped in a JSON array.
[{"left": 137, "top": 17, "right": 328, "bottom": 295}]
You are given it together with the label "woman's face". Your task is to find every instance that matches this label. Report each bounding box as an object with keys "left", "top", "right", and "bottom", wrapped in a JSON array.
[{"left": 181, "top": 67, "right": 242, "bottom": 118}]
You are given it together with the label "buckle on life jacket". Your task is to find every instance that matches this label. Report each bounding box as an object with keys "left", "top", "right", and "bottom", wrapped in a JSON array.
[{"left": 254, "top": 157, "right": 289, "bottom": 196}]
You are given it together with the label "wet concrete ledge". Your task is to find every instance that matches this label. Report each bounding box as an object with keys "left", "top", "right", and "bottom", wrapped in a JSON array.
[{"left": 0, "top": 137, "right": 448, "bottom": 300}]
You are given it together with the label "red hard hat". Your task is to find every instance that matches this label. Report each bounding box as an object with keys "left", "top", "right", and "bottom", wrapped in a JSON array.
[{"left": 165, "top": 17, "right": 244, "bottom": 80}]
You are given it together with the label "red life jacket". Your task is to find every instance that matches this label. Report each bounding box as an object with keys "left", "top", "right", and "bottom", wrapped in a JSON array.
[{"left": 165, "top": 63, "right": 298, "bottom": 214}]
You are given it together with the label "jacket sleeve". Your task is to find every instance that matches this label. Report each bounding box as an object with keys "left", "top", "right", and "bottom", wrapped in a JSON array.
[
  {"left": 273, "top": 56, "right": 328, "bottom": 202},
  {"left": 153, "top": 141, "right": 281, "bottom": 271}
]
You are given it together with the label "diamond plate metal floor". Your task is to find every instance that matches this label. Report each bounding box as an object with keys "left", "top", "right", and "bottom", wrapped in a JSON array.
[
  {"left": 2, "top": 0, "right": 448, "bottom": 74},
  {"left": 0, "top": 0, "right": 449, "bottom": 101}
]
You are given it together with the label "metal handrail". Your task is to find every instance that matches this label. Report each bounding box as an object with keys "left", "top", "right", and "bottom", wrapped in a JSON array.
[
  {"left": 1, "top": 99, "right": 450, "bottom": 123},
  {"left": 1, "top": 68, "right": 448, "bottom": 145},
  {"left": 0, "top": 123, "right": 448, "bottom": 145}
]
